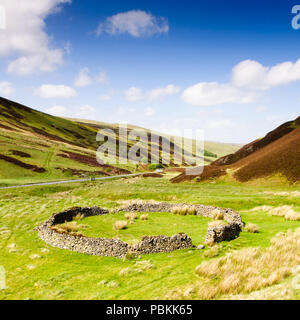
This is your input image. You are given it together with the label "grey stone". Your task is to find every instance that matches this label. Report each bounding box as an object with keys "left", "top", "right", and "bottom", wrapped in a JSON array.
[{"left": 35, "top": 202, "right": 243, "bottom": 258}]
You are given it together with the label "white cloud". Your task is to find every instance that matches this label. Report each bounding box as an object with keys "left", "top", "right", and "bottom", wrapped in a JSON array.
[
  {"left": 74, "top": 67, "right": 92, "bottom": 87},
  {"left": 144, "top": 107, "right": 156, "bottom": 117},
  {"left": 7, "top": 50, "right": 64, "bottom": 76},
  {"left": 182, "top": 58, "right": 300, "bottom": 107},
  {"left": 46, "top": 105, "right": 68, "bottom": 117},
  {"left": 0, "top": 0, "right": 71, "bottom": 76},
  {"left": 96, "top": 10, "right": 169, "bottom": 37},
  {"left": 182, "top": 82, "right": 256, "bottom": 107},
  {"left": 74, "top": 68, "right": 109, "bottom": 87},
  {"left": 124, "top": 87, "right": 144, "bottom": 102},
  {"left": 208, "top": 119, "right": 233, "bottom": 129},
  {"left": 96, "top": 70, "right": 109, "bottom": 84},
  {"left": 232, "top": 59, "right": 300, "bottom": 90},
  {"left": 147, "top": 84, "right": 180, "bottom": 101},
  {"left": 75, "top": 104, "right": 95, "bottom": 119},
  {"left": 231, "top": 60, "right": 269, "bottom": 90},
  {"left": 267, "top": 60, "right": 300, "bottom": 87},
  {"left": 35, "top": 84, "right": 77, "bottom": 98},
  {"left": 0, "top": 81, "right": 15, "bottom": 97},
  {"left": 125, "top": 84, "right": 180, "bottom": 102}
]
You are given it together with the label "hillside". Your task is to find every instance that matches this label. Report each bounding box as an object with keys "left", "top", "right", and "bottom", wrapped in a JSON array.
[
  {"left": 171, "top": 116, "right": 300, "bottom": 184},
  {"left": 0, "top": 97, "right": 135, "bottom": 186},
  {"left": 70, "top": 118, "right": 241, "bottom": 161},
  {"left": 212, "top": 117, "right": 300, "bottom": 166},
  {"left": 0, "top": 97, "right": 240, "bottom": 186}
]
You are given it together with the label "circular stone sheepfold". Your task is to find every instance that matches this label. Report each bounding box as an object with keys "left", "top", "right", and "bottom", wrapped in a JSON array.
[{"left": 35, "top": 202, "right": 243, "bottom": 258}]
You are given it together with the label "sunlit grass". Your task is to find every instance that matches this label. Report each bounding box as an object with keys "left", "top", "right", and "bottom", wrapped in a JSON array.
[{"left": 0, "top": 177, "right": 299, "bottom": 300}]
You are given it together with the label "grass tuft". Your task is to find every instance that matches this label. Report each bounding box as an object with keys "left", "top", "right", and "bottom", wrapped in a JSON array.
[
  {"left": 168, "top": 228, "right": 300, "bottom": 300},
  {"left": 244, "top": 223, "right": 260, "bottom": 233},
  {"left": 203, "top": 245, "right": 221, "bottom": 258},
  {"left": 212, "top": 208, "right": 224, "bottom": 220},
  {"left": 124, "top": 212, "right": 138, "bottom": 221},
  {"left": 51, "top": 221, "right": 88, "bottom": 236},
  {"left": 253, "top": 205, "right": 300, "bottom": 221},
  {"left": 73, "top": 213, "right": 85, "bottom": 221},
  {"left": 171, "top": 205, "right": 197, "bottom": 216},
  {"left": 113, "top": 221, "right": 128, "bottom": 230}
]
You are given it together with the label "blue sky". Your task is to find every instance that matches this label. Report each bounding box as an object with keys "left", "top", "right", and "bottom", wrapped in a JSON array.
[{"left": 0, "top": 0, "right": 300, "bottom": 143}]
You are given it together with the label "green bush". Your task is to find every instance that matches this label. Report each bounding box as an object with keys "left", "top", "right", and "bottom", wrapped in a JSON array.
[
  {"left": 204, "top": 150, "right": 218, "bottom": 158},
  {"left": 148, "top": 163, "right": 163, "bottom": 170}
]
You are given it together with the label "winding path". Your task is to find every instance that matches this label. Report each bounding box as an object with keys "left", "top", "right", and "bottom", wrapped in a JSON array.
[{"left": 0, "top": 172, "right": 149, "bottom": 190}]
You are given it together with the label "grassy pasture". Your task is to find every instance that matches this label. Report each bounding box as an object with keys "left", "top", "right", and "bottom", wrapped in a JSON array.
[
  {"left": 0, "top": 129, "right": 136, "bottom": 186},
  {"left": 67, "top": 212, "right": 212, "bottom": 245},
  {"left": 0, "top": 176, "right": 299, "bottom": 300}
]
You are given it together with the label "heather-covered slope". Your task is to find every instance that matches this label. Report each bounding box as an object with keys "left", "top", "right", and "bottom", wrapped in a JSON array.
[
  {"left": 213, "top": 117, "right": 300, "bottom": 166},
  {"left": 0, "top": 97, "right": 132, "bottom": 186},
  {"left": 233, "top": 125, "right": 300, "bottom": 183},
  {"left": 0, "top": 97, "right": 240, "bottom": 186},
  {"left": 0, "top": 97, "right": 100, "bottom": 149},
  {"left": 171, "top": 117, "right": 300, "bottom": 184}
]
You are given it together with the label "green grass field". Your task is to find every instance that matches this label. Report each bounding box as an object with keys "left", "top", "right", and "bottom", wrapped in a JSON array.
[
  {"left": 65, "top": 212, "right": 212, "bottom": 245},
  {"left": 0, "top": 128, "right": 136, "bottom": 186},
  {"left": 0, "top": 175, "right": 299, "bottom": 300}
]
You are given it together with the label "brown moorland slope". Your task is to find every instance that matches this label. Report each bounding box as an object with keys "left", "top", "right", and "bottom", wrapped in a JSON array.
[
  {"left": 171, "top": 116, "right": 300, "bottom": 184},
  {"left": 233, "top": 125, "right": 300, "bottom": 182},
  {"left": 213, "top": 116, "right": 300, "bottom": 166}
]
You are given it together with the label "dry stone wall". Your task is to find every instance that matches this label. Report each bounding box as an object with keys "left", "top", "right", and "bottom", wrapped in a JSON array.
[
  {"left": 116, "top": 202, "right": 243, "bottom": 244},
  {"left": 35, "top": 206, "right": 193, "bottom": 258},
  {"left": 35, "top": 203, "right": 243, "bottom": 258}
]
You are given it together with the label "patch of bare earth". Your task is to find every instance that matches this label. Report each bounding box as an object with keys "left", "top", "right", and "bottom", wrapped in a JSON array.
[
  {"left": 57, "top": 151, "right": 131, "bottom": 175},
  {"left": 0, "top": 154, "right": 45, "bottom": 173}
]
